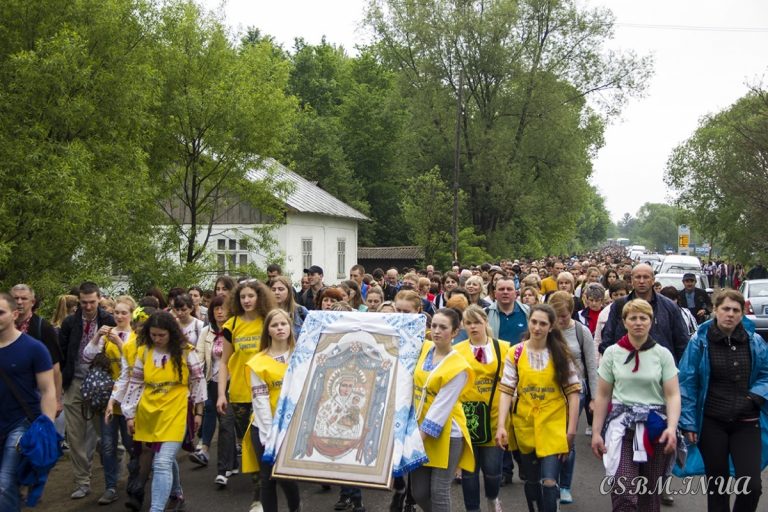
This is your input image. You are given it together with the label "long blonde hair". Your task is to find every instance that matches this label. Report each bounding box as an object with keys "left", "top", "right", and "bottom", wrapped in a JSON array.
[
  {"left": 259, "top": 308, "right": 296, "bottom": 353},
  {"left": 462, "top": 304, "right": 494, "bottom": 339},
  {"left": 51, "top": 294, "right": 78, "bottom": 328}
]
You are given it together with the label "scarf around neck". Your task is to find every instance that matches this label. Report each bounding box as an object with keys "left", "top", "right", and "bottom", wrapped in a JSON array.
[{"left": 617, "top": 334, "right": 656, "bottom": 372}]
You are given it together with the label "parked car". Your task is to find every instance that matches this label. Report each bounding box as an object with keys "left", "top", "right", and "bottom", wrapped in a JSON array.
[
  {"left": 739, "top": 279, "right": 768, "bottom": 338},
  {"left": 654, "top": 272, "right": 713, "bottom": 296},
  {"left": 657, "top": 255, "right": 702, "bottom": 275}
]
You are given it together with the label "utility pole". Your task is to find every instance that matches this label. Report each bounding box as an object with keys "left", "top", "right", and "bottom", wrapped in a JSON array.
[{"left": 452, "top": 72, "right": 463, "bottom": 262}]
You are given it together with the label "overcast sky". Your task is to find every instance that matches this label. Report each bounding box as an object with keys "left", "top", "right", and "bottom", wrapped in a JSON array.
[{"left": 203, "top": 0, "right": 768, "bottom": 221}]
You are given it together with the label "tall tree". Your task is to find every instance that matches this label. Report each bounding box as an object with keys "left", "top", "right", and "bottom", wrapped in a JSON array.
[
  {"left": 366, "top": 0, "right": 651, "bottom": 256},
  {"left": 0, "top": 0, "right": 159, "bottom": 295},
  {"left": 148, "top": 1, "right": 297, "bottom": 264},
  {"left": 666, "top": 88, "right": 768, "bottom": 260}
]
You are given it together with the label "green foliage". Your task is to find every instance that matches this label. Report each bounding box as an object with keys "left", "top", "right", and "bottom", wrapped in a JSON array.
[
  {"left": 0, "top": 0, "right": 159, "bottom": 297},
  {"left": 366, "top": 0, "right": 651, "bottom": 256},
  {"left": 666, "top": 88, "right": 768, "bottom": 261},
  {"left": 148, "top": 1, "right": 296, "bottom": 265}
]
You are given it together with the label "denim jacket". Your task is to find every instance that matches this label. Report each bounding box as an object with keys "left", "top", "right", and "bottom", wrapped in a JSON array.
[{"left": 675, "top": 317, "right": 768, "bottom": 477}]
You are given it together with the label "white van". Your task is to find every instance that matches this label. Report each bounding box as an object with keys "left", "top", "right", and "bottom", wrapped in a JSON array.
[
  {"left": 628, "top": 245, "right": 647, "bottom": 260},
  {"left": 657, "top": 255, "right": 702, "bottom": 274}
]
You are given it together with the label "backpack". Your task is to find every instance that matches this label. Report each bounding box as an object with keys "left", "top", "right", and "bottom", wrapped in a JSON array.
[{"left": 81, "top": 344, "right": 114, "bottom": 420}]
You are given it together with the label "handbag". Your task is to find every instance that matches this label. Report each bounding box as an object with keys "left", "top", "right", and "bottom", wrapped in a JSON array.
[{"left": 462, "top": 338, "right": 501, "bottom": 445}]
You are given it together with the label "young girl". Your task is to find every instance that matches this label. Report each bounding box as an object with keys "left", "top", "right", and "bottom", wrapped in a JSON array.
[
  {"left": 122, "top": 312, "right": 206, "bottom": 512},
  {"left": 340, "top": 280, "right": 368, "bottom": 311},
  {"left": 172, "top": 293, "right": 205, "bottom": 347},
  {"left": 271, "top": 276, "right": 308, "bottom": 338},
  {"left": 411, "top": 308, "right": 475, "bottom": 512},
  {"left": 495, "top": 304, "right": 581, "bottom": 512},
  {"left": 190, "top": 296, "right": 238, "bottom": 488},
  {"left": 244, "top": 309, "right": 301, "bottom": 512},
  {"left": 217, "top": 279, "right": 276, "bottom": 512},
  {"left": 455, "top": 306, "right": 510, "bottom": 512},
  {"left": 84, "top": 295, "right": 136, "bottom": 505},
  {"left": 365, "top": 287, "right": 384, "bottom": 311}
]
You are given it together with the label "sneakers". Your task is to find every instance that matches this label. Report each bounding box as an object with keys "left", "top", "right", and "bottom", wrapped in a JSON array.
[
  {"left": 560, "top": 487, "right": 573, "bottom": 504},
  {"left": 226, "top": 468, "right": 239, "bottom": 477},
  {"left": 97, "top": 488, "right": 118, "bottom": 505},
  {"left": 70, "top": 485, "right": 90, "bottom": 499},
  {"left": 214, "top": 474, "right": 228, "bottom": 487},
  {"left": 189, "top": 449, "right": 209, "bottom": 467},
  {"left": 334, "top": 497, "right": 352, "bottom": 510},
  {"left": 249, "top": 501, "right": 264, "bottom": 512},
  {"left": 352, "top": 501, "right": 366, "bottom": 512},
  {"left": 585, "top": 426, "right": 593, "bottom": 436},
  {"left": 488, "top": 497, "right": 503, "bottom": 512}
]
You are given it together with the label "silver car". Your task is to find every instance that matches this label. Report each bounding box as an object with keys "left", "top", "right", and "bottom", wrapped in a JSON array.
[
  {"left": 654, "top": 273, "right": 712, "bottom": 296},
  {"left": 740, "top": 279, "right": 768, "bottom": 337}
]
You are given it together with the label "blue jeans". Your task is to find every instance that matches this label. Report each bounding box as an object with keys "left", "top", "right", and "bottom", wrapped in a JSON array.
[
  {"left": 149, "top": 442, "right": 182, "bottom": 512},
  {"left": 520, "top": 452, "right": 561, "bottom": 512},
  {"left": 201, "top": 380, "right": 218, "bottom": 447},
  {"left": 100, "top": 415, "right": 120, "bottom": 490},
  {"left": 0, "top": 420, "right": 29, "bottom": 512},
  {"left": 558, "top": 392, "right": 584, "bottom": 490},
  {"left": 461, "top": 445, "right": 503, "bottom": 511}
]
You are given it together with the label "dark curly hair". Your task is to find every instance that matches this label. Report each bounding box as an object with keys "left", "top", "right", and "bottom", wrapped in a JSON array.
[
  {"left": 138, "top": 311, "right": 189, "bottom": 382},
  {"left": 228, "top": 279, "right": 276, "bottom": 319}
]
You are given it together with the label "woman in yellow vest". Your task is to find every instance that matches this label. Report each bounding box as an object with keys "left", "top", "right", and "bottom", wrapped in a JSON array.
[
  {"left": 216, "top": 279, "right": 276, "bottom": 512},
  {"left": 107, "top": 303, "right": 157, "bottom": 510},
  {"left": 122, "top": 311, "right": 207, "bottom": 512},
  {"left": 411, "top": 307, "right": 475, "bottom": 512},
  {"left": 495, "top": 304, "right": 581, "bottom": 512},
  {"left": 83, "top": 295, "right": 136, "bottom": 505},
  {"left": 243, "top": 309, "right": 300, "bottom": 512},
  {"left": 455, "top": 305, "right": 510, "bottom": 512}
]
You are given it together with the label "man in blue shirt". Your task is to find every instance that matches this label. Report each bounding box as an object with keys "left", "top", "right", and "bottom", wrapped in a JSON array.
[
  {"left": 485, "top": 276, "right": 530, "bottom": 345},
  {"left": 0, "top": 292, "right": 56, "bottom": 511}
]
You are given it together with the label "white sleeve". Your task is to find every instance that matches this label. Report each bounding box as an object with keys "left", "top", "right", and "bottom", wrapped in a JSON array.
[
  {"left": 121, "top": 353, "right": 146, "bottom": 419},
  {"left": 187, "top": 350, "right": 207, "bottom": 405},
  {"left": 110, "top": 354, "right": 131, "bottom": 403},
  {"left": 82, "top": 336, "right": 106, "bottom": 363},
  {"left": 421, "top": 371, "right": 468, "bottom": 438},
  {"left": 250, "top": 370, "right": 273, "bottom": 445}
]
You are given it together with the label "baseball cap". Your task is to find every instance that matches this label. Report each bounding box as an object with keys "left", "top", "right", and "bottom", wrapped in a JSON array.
[
  {"left": 304, "top": 265, "right": 323, "bottom": 275},
  {"left": 682, "top": 273, "right": 696, "bottom": 281}
]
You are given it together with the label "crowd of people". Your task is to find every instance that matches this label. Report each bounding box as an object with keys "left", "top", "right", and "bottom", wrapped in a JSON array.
[{"left": 1, "top": 249, "right": 767, "bottom": 512}]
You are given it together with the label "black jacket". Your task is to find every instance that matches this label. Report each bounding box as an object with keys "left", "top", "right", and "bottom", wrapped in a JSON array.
[
  {"left": 677, "top": 287, "right": 712, "bottom": 321},
  {"left": 59, "top": 307, "right": 115, "bottom": 389},
  {"left": 27, "top": 314, "right": 63, "bottom": 366},
  {"left": 600, "top": 291, "right": 690, "bottom": 363}
]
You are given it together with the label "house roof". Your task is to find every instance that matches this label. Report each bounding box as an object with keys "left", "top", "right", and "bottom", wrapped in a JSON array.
[
  {"left": 247, "top": 158, "right": 369, "bottom": 221},
  {"left": 358, "top": 246, "right": 425, "bottom": 260}
]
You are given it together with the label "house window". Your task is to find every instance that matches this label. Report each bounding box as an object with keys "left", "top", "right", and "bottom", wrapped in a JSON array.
[
  {"left": 337, "top": 239, "right": 346, "bottom": 278},
  {"left": 216, "top": 236, "right": 250, "bottom": 274},
  {"left": 301, "top": 238, "right": 312, "bottom": 270}
]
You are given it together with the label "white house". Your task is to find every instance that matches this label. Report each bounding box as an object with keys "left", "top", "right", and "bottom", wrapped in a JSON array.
[{"left": 191, "top": 158, "right": 369, "bottom": 286}]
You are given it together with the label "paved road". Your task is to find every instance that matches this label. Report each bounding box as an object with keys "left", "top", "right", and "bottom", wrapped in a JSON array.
[{"left": 40, "top": 417, "right": 768, "bottom": 512}]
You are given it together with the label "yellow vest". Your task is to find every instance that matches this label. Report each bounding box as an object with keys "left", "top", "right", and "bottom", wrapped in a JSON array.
[
  {"left": 241, "top": 351, "right": 288, "bottom": 474},
  {"left": 413, "top": 341, "right": 475, "bottom": 471},
  {"left": 222, "top": 315, "right": 263, "bottom": 403},
  {"left": 512, "top": 343, "right": 568, "bottom": 457},
  {"left": 455, "top": 339, "right": 510, "bottom": 447},
  {"left": 133, "top": 345, "right": 191, "bottom": 443},
  {"left": 101, "top": 332, "right": 127, "bottom": 415}
]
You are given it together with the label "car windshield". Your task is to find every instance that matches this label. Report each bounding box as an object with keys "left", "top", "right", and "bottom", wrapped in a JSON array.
[{"left": 747, "top": 283, "right": 768, "bottom": 298}]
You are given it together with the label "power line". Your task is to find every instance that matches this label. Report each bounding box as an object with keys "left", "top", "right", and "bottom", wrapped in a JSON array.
[{"left": 616, "top": 22, "right": 768, "bottom": 33}]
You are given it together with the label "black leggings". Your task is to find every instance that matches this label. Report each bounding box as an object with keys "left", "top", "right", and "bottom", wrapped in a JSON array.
[
  {"left": 251, "top": 426, "right": 300, "bottom": 512},
  {"left": 698, "top": 415, "right": 762, "bottom": 512}
]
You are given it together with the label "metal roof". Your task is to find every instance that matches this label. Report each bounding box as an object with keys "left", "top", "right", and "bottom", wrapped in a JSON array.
[
  {"left": 247, "top": 158, "right": 369, "bottom": 221},
  {"left": 358, "top": 246, "right": 425, "bottom": 260}
]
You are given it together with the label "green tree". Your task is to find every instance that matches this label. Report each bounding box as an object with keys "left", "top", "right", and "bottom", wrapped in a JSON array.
[
  {"left": 632, "top": 203, "right": 681, "bottom": 252},
  {"left": 666, "top": 88, "right": 768, "bottom": 260},
  {"left": 0, "top": 0, "right": 159, "bottom": 297},
  {"left": 366, "top": 0, "right": 651, "bottom": 256},
  {"left": 401, "top": 167, "right": 454, "bottom": 262},
  {"left": 148, "top": 1, "right": 297, "bottom": 265}
]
